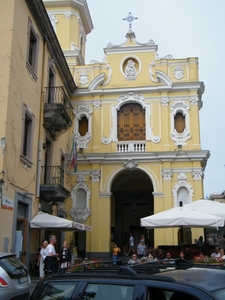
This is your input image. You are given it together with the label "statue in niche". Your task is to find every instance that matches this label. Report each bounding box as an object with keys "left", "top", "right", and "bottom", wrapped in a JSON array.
[{"left": 125, "top": 59, "right": 137, "bottom": 80}]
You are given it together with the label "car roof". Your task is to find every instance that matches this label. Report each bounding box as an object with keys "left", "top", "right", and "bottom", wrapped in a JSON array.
[
  {"left": 40, "top": 259, "right": 225, "bottom": 294},
  {"left": 0, "top": 252, "right": 16, "bottom": 258},
  {"left": 154, "top": 267, "right": 225, "bottom": 293}
]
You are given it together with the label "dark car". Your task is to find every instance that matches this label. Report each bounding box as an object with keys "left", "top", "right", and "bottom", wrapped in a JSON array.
[
  {"left": 30, "top": 259, "right": 225, "bottom": 300},
  {"left": 0, "top": 252, "right": 31, "bottom": 300}
]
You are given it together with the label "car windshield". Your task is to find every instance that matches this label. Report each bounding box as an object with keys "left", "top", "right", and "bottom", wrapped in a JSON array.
[{"left": 212, "top": 288, "right": 225, "bottom": 300}]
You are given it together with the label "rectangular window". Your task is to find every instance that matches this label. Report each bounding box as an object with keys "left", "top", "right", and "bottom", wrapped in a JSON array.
[
  {"left": 20, "top": 104, "right": 35, "bottom": 167},
  {"left": 26, "top": 18, "right": 39, "bottom": 78}
]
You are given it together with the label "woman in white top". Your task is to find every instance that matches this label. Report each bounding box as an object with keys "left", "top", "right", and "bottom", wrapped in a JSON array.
[{"left": 38, "top": 240, "right": 48, "bottom": 279}]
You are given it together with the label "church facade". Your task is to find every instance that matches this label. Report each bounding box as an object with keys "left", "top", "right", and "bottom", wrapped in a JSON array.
[
  {"left": 0, "top": 0, "right": 209, "bottom": 262},
  {"left": 44, "top": 2, "right": 209, "bottom": 257}
]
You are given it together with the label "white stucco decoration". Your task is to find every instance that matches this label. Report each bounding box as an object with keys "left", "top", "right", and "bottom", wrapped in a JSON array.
[
  {"left": 161, "top": 97, "right": 169, "bottom": 106},
  {"left": 79, "top": 73, "right": 89, "bottom": 85},
  {"left": 93, "top": 101, "right": 101, "bottom": 109},
  {"left": 162, "top": 169, "right": 173, "bottom": 180},
  {"left": 48, "top": 14, "right": 58, "bottom": 32},
  {"left": 173, "top": 66, "right": 184, "bottom": 80},
  {"left": 155, "top": 70, "right": 173, "bottom": 86},
  {"left": 124, "top": 59, "right": 138, "bottom": 81},
  {"left": 102, "top": 129, "right": 113, "bottom": 145},
  {"left": 70, "top": 182, "right": 91, "bottom": 222},
  {"left": 170, "top": 100, "right": 191, "bottom": 146},
  {"left": 164, "top": 54, "right": 174, "bottom": 59},
  {"left": 151, "top": 136, "right": 161, "bottom": 143},
  {"left": 192, "top": 169, "right": 203, "bottom": 180},
  {"left": 73, "top": 105, "right": 93, "bottom": 148},
  {"left": 178, "top": 173, "right": 187, "bottom": 180},
  {"left": 149, "top": 60, "right": 160, "bottom": 83},
  {"left": 116, "top": 92, "right": 145, "bottom": 108},
  {"left": 172, "top": 181, "right": 194, "bottom": 207},
  {"left": 71, "top": 43, "right": 77, "bottom": 50},
  {"left": 89, "top": 73, "right": 105, "bottom": 91},
  {"left": 90, "top": 170, "right": 101, "bottom": 182},
  {"left": 120, "top": 56, "right": 141, "bottom": 81},
  {"left": 101, "top": 63, "right": 112, "bottom": 86},
  {"left": 123, "top": 159, "right": 138, "bottom": 170}
]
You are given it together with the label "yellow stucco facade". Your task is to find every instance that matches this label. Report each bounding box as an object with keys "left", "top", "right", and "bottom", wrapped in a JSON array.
[
  {"left": 0, "top": 0, "right": 209, "bottom": 266},
  {"left": 43, "top": 2, "right": 209, "bottom": 257}
]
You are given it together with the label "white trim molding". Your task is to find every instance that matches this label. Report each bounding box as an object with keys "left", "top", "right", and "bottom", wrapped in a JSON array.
[
  {"left": 73, "top": 105, "right": 93, "bottom": 149},
  {"left": 70, "top": 180, "right": 91, "bottom": 222},
  {"left": 170, "top": 100, "right": 191, "bottom": 146}
]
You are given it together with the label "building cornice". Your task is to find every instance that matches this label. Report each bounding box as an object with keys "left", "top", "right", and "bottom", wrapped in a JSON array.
[
  {"left": 43, "top": 0, "right": 93, "bottom": 34},
  {"left": 26, "top": 0, "right": 76, "bottom": 95},
  {"left": 72, "top": 81, "right": 205, "bottom": 97},
  {"left": 77, "top": 150, "right": 210, "bottom": 169}
]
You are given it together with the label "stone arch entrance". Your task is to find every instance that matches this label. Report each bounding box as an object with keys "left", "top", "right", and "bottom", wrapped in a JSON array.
[{"left": 111, "top": 169, "right": 154, "bottom": 253}]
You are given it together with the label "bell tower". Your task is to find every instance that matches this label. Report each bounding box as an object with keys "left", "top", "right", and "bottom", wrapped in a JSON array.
[{"left": 43, "top": 0, "right": 93, "bottom": 74}]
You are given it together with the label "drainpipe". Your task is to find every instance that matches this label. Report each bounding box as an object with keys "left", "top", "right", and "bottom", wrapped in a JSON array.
[{"left": 36, "top": 141, "right": 42, "bottom": 198}]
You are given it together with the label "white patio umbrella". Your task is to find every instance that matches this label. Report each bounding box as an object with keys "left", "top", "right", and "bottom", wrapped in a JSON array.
[
  {"left": 184, "top": 199, "right": 225, "bottom": 223},
  {"left": 140, "top": 206, "right": 224, "bottom": 229},
  {"left": 30, "top": 211, "right": 92, "bottom": 231},
  {"left": 141, "top": 205, "right": 224, "bottom": 247}
]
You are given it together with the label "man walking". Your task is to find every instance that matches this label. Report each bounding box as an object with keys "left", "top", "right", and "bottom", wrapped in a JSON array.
[{"left": 127, "top": 233, "right": 135, "bottom": 256}]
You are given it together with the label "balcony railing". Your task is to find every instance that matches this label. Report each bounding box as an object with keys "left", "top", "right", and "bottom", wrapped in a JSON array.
[
  {"left": 41, "top": 166, "right": 64, "bottom": 186},
  {"left": 43, "top": 86, "right": 73, "bottom": 139},
  {"left": 40, "top": 166, "right": 70, "bottom": 202},
  {"left": 45, "top": 86, "right": 73, "bottom": 116},
  {"left": 117, "top": 142, "right": 146, "bottom": 152}
]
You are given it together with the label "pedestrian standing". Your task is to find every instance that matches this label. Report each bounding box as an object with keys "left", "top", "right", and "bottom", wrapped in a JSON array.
[
  {"left": 44, "top": 235, "right": 59, "bottom": 276},
  {"left": 137, "top": 239, "right": 147, "bottom": 259},
  {"left": 112, "top": 243, "right": 121, "bottom": 265},
  {"left": 59, "top": 241, "right": 72, "bottom": 269},
  {"left": 37, "top": 240, "right": 48, "bottom": 279}
]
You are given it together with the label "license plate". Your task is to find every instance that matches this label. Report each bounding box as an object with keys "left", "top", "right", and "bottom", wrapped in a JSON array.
[{"left": 18, "top": 276, "right": 28, "bottom": 284}]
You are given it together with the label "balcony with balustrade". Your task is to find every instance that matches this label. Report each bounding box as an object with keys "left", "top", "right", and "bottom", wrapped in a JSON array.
[
  {"left": 40, "top": 166, "right": 70, "bottom": 203},
  {"left": 43, "top": 86, "right": 73, "bottom": 140}
]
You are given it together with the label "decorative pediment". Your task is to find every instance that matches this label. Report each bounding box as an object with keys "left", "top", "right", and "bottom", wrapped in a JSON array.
[{"left": 116, "top": 92, "right": 145, "bottom": 110}]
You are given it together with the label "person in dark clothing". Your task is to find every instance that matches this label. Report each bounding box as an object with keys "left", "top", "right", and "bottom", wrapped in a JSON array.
[
  {"left": 196, "top": 236, "right": 205, "bottom": 250},
  {"left": 59, "top": 241, "right": 72, "bottom": 269}
]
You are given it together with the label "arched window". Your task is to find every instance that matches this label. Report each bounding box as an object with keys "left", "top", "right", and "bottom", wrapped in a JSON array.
[
  {"left": 174, "top": 112, "right": 185, "bottom": 133},
  {"left": 117, "top": 103, "right": 145, "bottom": 141},
  {"left": 177, "top": 187, "right": 189, "bottom": 205},
  {"left": 79, "top": 116, "right": 88, "bottom": 137}
]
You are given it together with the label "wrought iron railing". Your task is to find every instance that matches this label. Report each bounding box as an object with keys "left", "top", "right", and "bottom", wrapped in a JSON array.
[
  {"left": 44, "top": 86, "right": 73, "bottom": 116},
  {"left": 40, "top": 166, "right": 64, "bottom": 186}
]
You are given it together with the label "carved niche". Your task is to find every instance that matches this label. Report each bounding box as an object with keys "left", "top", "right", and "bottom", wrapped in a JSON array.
[{"left": 70, "top": 176, "right": 91, "bottom": 222}]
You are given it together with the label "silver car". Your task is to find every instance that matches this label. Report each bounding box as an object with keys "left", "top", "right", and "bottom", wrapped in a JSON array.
[{"left": 0, "top": 252, "right": 31, "bottom": 300}]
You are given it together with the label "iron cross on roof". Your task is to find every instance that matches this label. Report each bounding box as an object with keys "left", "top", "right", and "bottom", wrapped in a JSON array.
[{"left": 123, "top": 12, "right": 138, "bottom": 30}]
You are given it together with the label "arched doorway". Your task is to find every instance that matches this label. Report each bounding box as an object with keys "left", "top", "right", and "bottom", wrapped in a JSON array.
[{"left": 111, "top": 169, "right": 154, "bottom": 253}]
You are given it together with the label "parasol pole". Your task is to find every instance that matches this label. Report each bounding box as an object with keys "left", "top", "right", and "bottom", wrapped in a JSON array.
[{"left": 179, "top": 201, "right": 184, "bottom": 251}]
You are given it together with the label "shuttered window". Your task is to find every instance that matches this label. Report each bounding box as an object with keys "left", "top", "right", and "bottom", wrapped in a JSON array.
[{"left": 117, "top": 104, "right": 145, "bottom": 141}]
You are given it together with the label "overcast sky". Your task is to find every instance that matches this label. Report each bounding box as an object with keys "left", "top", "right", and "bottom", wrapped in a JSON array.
[{"left": 85, "top": 0, "right": 225, "bottom": 197}]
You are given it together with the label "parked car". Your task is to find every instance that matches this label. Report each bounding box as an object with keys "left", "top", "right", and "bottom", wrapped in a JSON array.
[
  {"left": 30, "top": 259, "right": 225, "bottom": 300},
  {"left": 0, "top": 252, "right": 31, "bottom": 300}
]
